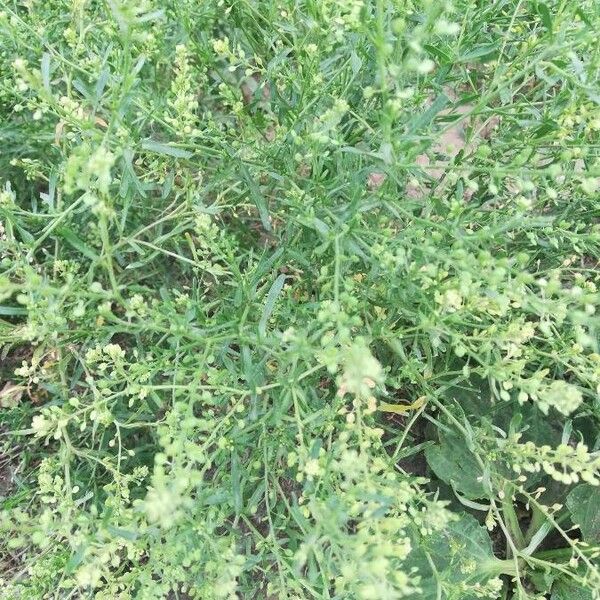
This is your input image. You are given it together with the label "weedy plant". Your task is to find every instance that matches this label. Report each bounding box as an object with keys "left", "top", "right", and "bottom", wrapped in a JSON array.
[{"left": 0, "top": 0, "right": 600, "bottom": 598}]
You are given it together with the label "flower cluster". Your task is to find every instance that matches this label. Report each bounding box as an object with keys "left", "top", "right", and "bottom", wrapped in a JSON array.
[
  {"left": 505, "top": 438, "right": 600, "bottom": 486},
  {"left": 165, "top": 44, "right": 202, "bottom": 137}
]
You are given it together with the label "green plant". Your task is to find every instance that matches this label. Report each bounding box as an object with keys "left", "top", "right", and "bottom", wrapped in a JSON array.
[{"left": 1, "top": 0, "right": 599, "bottom": 598}]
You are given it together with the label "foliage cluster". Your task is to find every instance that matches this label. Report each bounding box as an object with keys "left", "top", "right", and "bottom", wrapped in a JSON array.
[{"left": 1, "top": 0, "right": 600, "bottom": 598}]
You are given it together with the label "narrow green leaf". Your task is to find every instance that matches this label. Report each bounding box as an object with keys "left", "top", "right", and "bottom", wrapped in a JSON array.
[
  {"left": 105, "top": 525, "right": 139, "bottom": 542},
  {"left": 0, "top": 306, "right": 28, "bottom": 316},
  {"left": 56, "top": 227, "right": 99, "bottom": 260},
  {"left": 423, "top": 43, "right": 451, "bottom": 65},
  {"left": 95, "top": 68, "right": 110, "bottom": 102},
  {"left": 41, "top": 53, "right": 51, "bottom": 92},
  {"left": 407, "top": 93, "right": 449, "bottom": 134},
  {"left": 459, "top": 43, "right": 499, "bottom": 63},
  {"left": 240, "top": 164, "right": 271, "bottom": 231},
  {"left": 536, "top": 2, "right": 553, "bottom": 34},
  {"left": 141, "top": 140, "right": 193, "bottom": 159},
  {"left": 15, "top": 224, "right": 34, "bottom": 244},
  {"left": 231, "top": 451, "right": 243, "bottom": 515},
  {"left": 259, "top": 274, "right": 286, "bottom": 337}
]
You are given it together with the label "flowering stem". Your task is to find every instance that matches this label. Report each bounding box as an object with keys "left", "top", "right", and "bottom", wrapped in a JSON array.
[{"left": 98, "top": 212, "right": 123, "bottom": 304}]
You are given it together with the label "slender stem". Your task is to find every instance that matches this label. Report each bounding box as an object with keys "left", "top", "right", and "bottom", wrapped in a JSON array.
[
  {"left": 99, "top": 212, "right": 123, "bottom": 303},
  {"left": 501, "top": 487, "right": 526, "bottom": 552}
]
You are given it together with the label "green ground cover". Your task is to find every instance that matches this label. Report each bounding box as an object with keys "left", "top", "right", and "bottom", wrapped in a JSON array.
[{"left": 1, "top": 0, "right": 600, "bottom": 598}]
